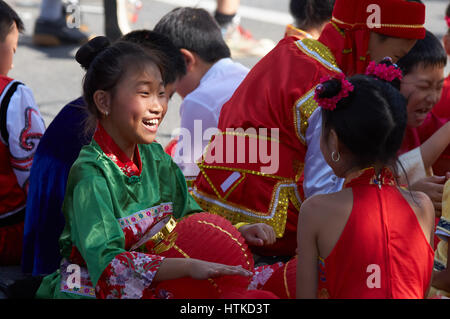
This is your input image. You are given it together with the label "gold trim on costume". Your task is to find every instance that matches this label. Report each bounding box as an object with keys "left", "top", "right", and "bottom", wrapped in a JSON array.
[
  {"left": 331, "top": 16, "right": 424, "bottom": 29},
  {"left": 192, "top": 181, "right": 302, "bottom": 238}
]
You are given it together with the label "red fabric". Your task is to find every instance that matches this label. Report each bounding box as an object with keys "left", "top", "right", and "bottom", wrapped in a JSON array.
[
  {"left": 260, "top": 256, "right": 297, "bottom": 299},
  {"left": 0, "top": 76, "right": 26, "bottom": 216},
  {"left": 432, "top": 75, "right": 450, "bottom": 120},
  {"left": 318, "top": 168, "right": 434, "bottom": 299},
  {"left": 195, "top": 36, "right": 340, "bottom": 257},
  {"left": 164, "top": 137, "right": 178, "bottom": 157},
  {"left": 332, "top": 0, "right": 426, "bottom": 39},
  {"left": 93, "top": 123, "right": 142, "bottom": 177},
  {"left": 154, "top": 213, "right": 256, "bottom": 299},
  {"left": 0, "top": 221, "right": 24, "bottom": 265},
  {"left": 399, "top": 112, "right": 450, "bottom": 174}
]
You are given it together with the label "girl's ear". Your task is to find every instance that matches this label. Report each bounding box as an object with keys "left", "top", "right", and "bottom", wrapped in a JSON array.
[
  {"left": 180, "top": 48, "right": 196, "bottom": 72},
  {"left": 93, "top": 90, "right": 111, "bottom": 117},
  {"left": 329, "top": 128, "right": 340, "bottom": 154}
]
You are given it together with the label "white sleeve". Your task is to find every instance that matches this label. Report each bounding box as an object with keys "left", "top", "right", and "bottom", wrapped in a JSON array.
[
  {"left": 172, "top": 98, "right": 218, "bottom": 177},
  {"left": 397, "top": 147, "right": 427, "bottom": 185},
  {"left": 6, "top": 84, "right": 45, "bottom": 191},
  {"left": 303, "top": 108, "right": 344, "bottom": 198}
]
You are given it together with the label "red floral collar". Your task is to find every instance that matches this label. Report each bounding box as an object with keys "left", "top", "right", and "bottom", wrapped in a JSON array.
[{"left": 93, "top": 123, "right": 142, "bottom": 177}]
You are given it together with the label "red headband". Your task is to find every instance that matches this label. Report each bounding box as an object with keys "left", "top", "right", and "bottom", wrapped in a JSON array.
[
  {"left": 332, "top": 0, "right": 426, "bottom": 39},
  {"left": 446, "top": 16, "right": 450, "bottom": 28}
]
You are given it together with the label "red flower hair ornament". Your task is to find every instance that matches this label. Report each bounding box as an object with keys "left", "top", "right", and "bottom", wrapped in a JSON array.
[
  {"left": 365, "top": 57, "right": 403, "bottom": 82},
  {"left": 314, "top": 73, "right": 354, "bottom": 111}
]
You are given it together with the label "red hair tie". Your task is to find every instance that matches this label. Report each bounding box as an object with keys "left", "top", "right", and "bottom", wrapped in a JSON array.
[
  {"left": 446, "top": 16, "right": 450, "bottom": 28},
  {"left": 314, "top": 73, "right": 354, "bottom": 111},
  {"left": 365, "top": 59, "right": 403, "bottom": 82}
]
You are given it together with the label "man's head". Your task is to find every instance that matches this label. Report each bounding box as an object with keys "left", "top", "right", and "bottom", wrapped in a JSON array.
[
  {"left": 289, "top": 0, "right": 335, "bottom": 38},
  {"left": 154, "top": 7, "right": 231, "bottom": 98},
  {"left": 121, "top": 30, "right": 186, "bottom": 100},
  {"left": 0, "top": 1, "right": 24, "bottom": 76},
  {"left": 397, "top": 30, "right": 447, "bottom": 127}
]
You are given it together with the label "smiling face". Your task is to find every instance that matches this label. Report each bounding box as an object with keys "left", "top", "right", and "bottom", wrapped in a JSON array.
[
  {"left": 98, "top": 62, "right": 167, "bottom": 156},
  {"left": 400, "top": 64, "right": 445, "bottom": 127},
  {"left": 0, "top": 22, "right": 18, "bottom": 76}
]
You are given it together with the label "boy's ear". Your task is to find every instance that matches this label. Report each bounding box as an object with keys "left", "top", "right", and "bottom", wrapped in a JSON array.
[
  {"left": 93, "top": 90, "right": 111, "bottom": 116},
  {"left": 180, "top": 48, "right": 196, "bottom": 72}
]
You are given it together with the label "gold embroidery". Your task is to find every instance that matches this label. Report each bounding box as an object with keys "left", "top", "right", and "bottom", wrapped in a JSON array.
[{"left": 193, "top": 180, "right": 300, "bottom": 238}]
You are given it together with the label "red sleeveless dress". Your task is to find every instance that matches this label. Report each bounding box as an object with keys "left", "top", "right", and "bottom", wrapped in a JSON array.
[{"left": 317, "top": 168, "right": 434, "bottom": 299}]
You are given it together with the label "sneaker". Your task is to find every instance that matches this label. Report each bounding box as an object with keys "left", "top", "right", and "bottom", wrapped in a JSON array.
[
  {"left": 222, "top": 16, "right": 276, "bottom": 59},
  {"left": 32, "top": 16, "right": 89, "bottom": 47}
]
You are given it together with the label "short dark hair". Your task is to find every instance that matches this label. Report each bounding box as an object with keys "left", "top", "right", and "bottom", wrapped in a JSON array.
[
  {"left": 289, "top": 0, "right": 335, "bottom": 31},
  {"left": 396, "top": 30, "right": 447, "bottom": 76},
  {"left": 320, "top": 75, "right": 407, "bottom": 169},
  {"left": 154, "top": 7, "right": 231, "bottom": 63},
  {"left": 0, "top": 0, "right": 24, "bottom": 42},
  {"left": 121, "top": 29, "right": 186, "bottom": 84}
]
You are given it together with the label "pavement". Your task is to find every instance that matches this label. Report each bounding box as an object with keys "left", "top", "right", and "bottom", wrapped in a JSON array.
[{"left": 1, "top": 0, "right": 449, "bottom": 299}]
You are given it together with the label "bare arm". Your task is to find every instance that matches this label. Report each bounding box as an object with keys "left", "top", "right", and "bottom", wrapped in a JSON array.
[
  {"left": 296, "top": 197, "right": 320, "bottom": 299},
  {"left": 153, "top": 258, "right": 252, "bottom": 283},
  {"left": 420, "top": 122, "right": 450, "bottom": 171}
]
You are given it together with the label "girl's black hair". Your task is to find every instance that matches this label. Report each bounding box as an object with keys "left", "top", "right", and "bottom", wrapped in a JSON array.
[
  {"left": 75, "top": 36, "right": 163, "bottom": 134},
  {"left": 154, "top": 7, "right": 231, "bottom": 63},
  {"left": 319, "top": 72, "right": 407, "bottom": 171},
  {"left": 396, "top": 30, "right": 447, "bottom": 76},
  {"left": 289, "top": 0, "right": 335, "bottom": 31},
  {"left": 0, "top": 0, "right": 24, "bottom": 41},
  {"left": 121, "top": 29, "right": 186, "bottom": 85}
]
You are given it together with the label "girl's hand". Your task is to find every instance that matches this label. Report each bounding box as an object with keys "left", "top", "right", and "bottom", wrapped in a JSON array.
[
  {"left": 188, "top": 259, "right": 253, "bottom": 280},
  {"left": 239, "top": 223, "right": 276, "bottom": 246}
]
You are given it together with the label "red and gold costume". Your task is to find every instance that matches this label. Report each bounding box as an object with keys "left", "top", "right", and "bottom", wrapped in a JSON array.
[
  {"left": 316, "top": 168, "right": 434, "bottom": 299},
  {"left": 193, "top": 0, "right": 426, "bottom": 257}
]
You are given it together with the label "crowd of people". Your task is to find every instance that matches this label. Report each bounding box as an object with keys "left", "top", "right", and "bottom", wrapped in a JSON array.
[{"left": 0, "top": 0, "right": 449, "bottom": 299}]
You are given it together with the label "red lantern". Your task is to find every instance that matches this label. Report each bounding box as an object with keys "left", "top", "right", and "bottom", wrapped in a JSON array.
[{"left": 153, "top": 213, "right": 255, "bottom": 299}]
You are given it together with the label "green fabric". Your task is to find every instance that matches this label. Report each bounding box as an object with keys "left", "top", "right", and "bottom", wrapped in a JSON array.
[{"left": 37, "top": 141, "right": 202, "bottom": 299}]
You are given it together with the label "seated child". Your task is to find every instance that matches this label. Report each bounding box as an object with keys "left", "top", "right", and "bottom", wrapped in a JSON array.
[
  {"left": 0, "top": 0, "right": 45, "bottom": 265},
  {"left": 296, "top": 67, "right": 435, "bottom": 298},
  {"left": 396, "top": 30, "right": 450, "bottom": 215},
  {"left": 35, "top": 37, "right": 277, "bottom": 299},
  {"left": 21, "top": 30, "right": 187, "bottom": 277}
]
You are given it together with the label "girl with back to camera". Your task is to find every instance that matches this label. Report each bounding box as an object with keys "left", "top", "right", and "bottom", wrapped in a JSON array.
[
  {"left": 36, "top": 36, "right": 278, "bottom": 299},
  {"left": 296, "top": 61, "right": 435, "bottom": 299}
]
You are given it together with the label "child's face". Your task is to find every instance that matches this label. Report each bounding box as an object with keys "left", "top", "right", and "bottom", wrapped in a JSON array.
[
  {"left": 368, "top": 32, "right": 417, "bottom": 63},
  {"left": 0, "top": 23, "right": 18, "bottom": 76},
  {"left": 105, "top": 63, "right": 167, "bottom": 147},
  {"left": 400, "top": 64, "right": 445, "bottom": 127}
]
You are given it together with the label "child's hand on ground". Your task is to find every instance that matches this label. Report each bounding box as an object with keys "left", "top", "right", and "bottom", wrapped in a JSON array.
[
  {"left": 239, "top": 223, "right": 276, "bottom": 246},
  {"left": 188, "top": 259, "right": 253, "bottom": 280}
]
